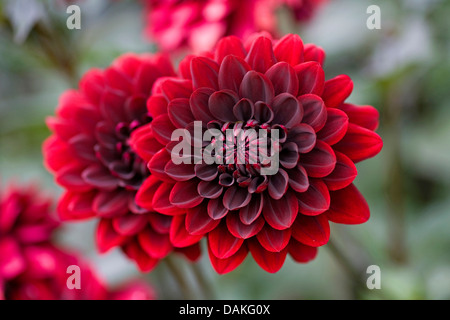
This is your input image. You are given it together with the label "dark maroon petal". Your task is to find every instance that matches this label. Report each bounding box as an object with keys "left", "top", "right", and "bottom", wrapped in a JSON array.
[
  {"left": 288, "top": 165, "right": 309, "bottom": 193},
  {"left": 268, "top": 169, "right": 289, "bottom": 200},
  {"left": 164, "top": 161, "right": 196, "bottom": 182},
  {"left": 325, "top": 184, "right": 370, "bottom": 224},
  {"left": 125, "top": 94, "right": 147, "bottom": 122},
  {"left": 239, "top": 193, "right": 263, "bottom": 225},
  {"left": 227, "top": 213, "right": 264, "bottom": 239},
  {"left": 207, "top": 197, "right": 229, "bottom": 220},
  {"left": 185, "top": 204, "right": 221, "bottom": 235},
  {"left": 257, "top": 226, "right": 291, "bottom": 252},
  {"left": 138, "top": 228, "right": 172, "bottom": 259},
  {"left": 176, "top": 243, "right": 201, "bottom": 262},
  {"left": 300, "top": 140, "right": 336, "bottom": 178},
  {"left": 334, "top": 123, "right": 383, "bottom": 163},
  {"left": 96, "top": 219, "right": 127, "bottom": 253},
  {"left": 68, "top": 134, "right": 97, "bottom": 162},
  {"left": 58, "top": 191, "right": 96, "bottom": 220},
  {"left": 265, "top": 62, "right": 299, "bottom": 96},
  {"left": 208, "top": 244, "right": 248, "bottom": 275},
  {"left": 191, "top": 57, "right": 220, "bottom": 90},
  {"left": 292, "top": 214, "right": 330, "bottom": 247},
  {"left": 170, "top": 215, "right": 203, "bottom": 247},
  {"left": 151, "top": 114, "right": 177, "bottom": 145},
  {"left": 263, "top": 191, "right": 298, "bottom": 230},
  {"left": 248, "top": 176, "right": 268, "bottom": 194},
  {"left": 323, "top": 151, "right": 357, "bottom": 191},
  {"left": 215, "top": 36, "right": 247, "bottom": 63},
  {"left": 148, "top": 213, "right": 172, "bottom": 234},
  {"left": 239, "top": 71, "right": 274, "bottom": 104},
  {"left": 340, "top": 103, "right": 379, "bottom": 131},
  {"left": 93, "top": 190, "right": 130, "bottom": 218},
  {"left": 189, "top": 87, "right": 216, "bottom": 123},
  {"left": 208, "top": 223, "right": 244, "bottom": 259},
  {"left": 246, "top": 36, "right": 276, "bottom": 73},
  {"left": 322, "top": 75, "right": 353, "bottom": 108},
  {"left": 148, "top": 149, "right": 174, "bottom": 182},
  {"left": 112, "top": 214, "right": 147, "bottom": 236},
  {"left": 151, "top": 182, "right": 186, "bottom": 215},
  {"left": 317, "top": 108, "right": 349, "bottom": 145},
  {"left": 233, "top": 98, "right": 254, "bottom": 121},
  {"left": 100, "top": 90, "right": 128, "bottom": 124},
  {"left": 208, "top": 90, "right": 239, "bottom": 122},
  {"left": 219, "top": 173, "right": 235, "bottom": 187},
  {"left": 297, "top": 179, "right": 330, "bottom": 216},
  {"left": 295, "top": 61, "right": 325, "bottom": 96},
  {"left": 167, "top": 98, "right": 195, "bottom": 128},
  {"left": 286, "top": 124, "right": 316, "bottom": 154},
  {"left": 223, "top": 185, "right": 252, "bottom": 211},
  {"left": 273, "top": 34, "right": 304, "bottom": 66},
  {"left": 194, "top": 163, "right": 218, "bottom": 181},
  {"left": 169, "top": 181, "right": 203, "bottom": 209},
  {"left": 271, "top": 93, "right": 303, "bottom": 128},
  {"left": 298, "top": 94, "right": 327, "bottom": 132},
  {"left": 288, "top": 239, "right": 318, "bottom": 263},
  {"left": 82, "top": 165, "right": 119, "bottom": 190},
  {"left": 218, "top": 55, "right": 251, "bottom": 92},
  {"left": 254, "top": 102, "right": 274, "bottom": 123},
  {"left": 198, "top": 181, "right": 223, "bottom": 199},
  {"left": 248, "top": 239, "right": 288, "bottom": 273},
  {"left": 303, "top": 44, "right": 326, "bottom": 66},
  {"left": 279, "top": 142, "right": 299, "bottom": 170}
]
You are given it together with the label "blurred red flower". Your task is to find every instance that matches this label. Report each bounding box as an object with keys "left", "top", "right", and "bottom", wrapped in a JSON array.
[
  {"left": 133, "top": 33, "right": 383, "bottom": 273},
  {"left": 43, "top": 53, "right": 200, "bottom": 273},
  {"left": 0, "top": 183, "right": 155, "bottom": 300}
]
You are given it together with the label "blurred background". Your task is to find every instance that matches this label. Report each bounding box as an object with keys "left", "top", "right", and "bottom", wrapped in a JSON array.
[{"left": 1, "top": 0, "right": 449, "bottom": 299}]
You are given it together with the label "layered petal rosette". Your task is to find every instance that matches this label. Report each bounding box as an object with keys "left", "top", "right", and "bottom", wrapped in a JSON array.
[
  {"left": 134, "top": 34, "right": 383, "bottom": 273},
  {"left": 43, "top": 53, "right": 200, "bottom": 272}
]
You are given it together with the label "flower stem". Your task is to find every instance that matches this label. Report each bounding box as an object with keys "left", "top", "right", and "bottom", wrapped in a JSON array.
[{"left": 164, "top": 256, "right": 194, "bottom": 300}]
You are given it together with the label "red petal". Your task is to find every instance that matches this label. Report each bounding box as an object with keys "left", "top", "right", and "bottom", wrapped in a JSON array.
[
  {"left": 176, "top": 243, "right": 201, "bottom": 262},
  {"left": 148, "top": 149, "right": 174, "bottom": 182},
  {"left": 151, "top": 114, "right": 177, "bottom": 145},
  {"left": 151, "top": 182, "right": 186, "bottom": 215},
  {"left": 56, "top": 163, "right": 91, "bottom": 192},
  {"left": 208, "top": 244, "right": 248, "bottom": 274},
  {"left": 292, "top": 214, "right": 330, "bottom": 247},
  {"left": 208, "top": 223, "right": 244, "bottom": 259},
  {"left": 256, "top": 226, "right": 291, "bottom": 252},
  {"left": 189, "top": 87, "right": 216, "bottom": 123},
  {"left": 93, "top": 189, "right": 130, "bottom": 218},
  {"left": 317, "top": 108, "right": 349, "bottom": 145},
  {"left": 57, "top": 191, "right": 96, "bottom": 220},
  {"left": 164, "top": 161, "right": 196, "bottom": 182},
  {"left": 227, "top": 213, "right": 264, "bottom": 239},
  {"left": 334, "top": 123, "right": 383, "bottom": 163},
  {"left": 138, "top": 228, "right": 172, "bottom": 259},
  {"left": 295, "top": 61, "right": 325, "bottom": 96},
  {"left": 239, "top": 71, "right": 274, "bottom": 104},
  {"left": 288, "top": 239, "right": 318, "bottom": 263},
  {"left": 170, "top": 215, "right": 203, "bottom": 247},
  {"left": 170, "top": 181, "right": 203, "bottom": 209},
  {"left": 160, "top": 78, "right": 192, "bottom": 100},
  {"left": 265, "top": 62, "right": 299, "bottom": 96},
  {"left": 303, "top": 44, "right": 326, "bottom": 66},
  {"left": 325, "top": 184, "right": 370, "bottom": 224},
  {"left": 322, "top": 75, "right": 353, "bottom": 108},
  {"left": 218, "top": 55, "right": 251, "bottom": 92},
  {"left": 96, "top": 219, "right": 127, "bottom": 253},
  {"left": 263, "top": 191, "right": 298, "bottom": 230},
  {"left": 112, "top": 214, "right": 148, "bottom": 236},
  {"left": 298, "top": 94, "right": 327, "bottom": 132},
  {"left": 274, "top": 34, "right": 304, "bottom": 66},
  {"left": 248, "top": 240, "right": 288, "bottom": 273},
  {"left": 297, "top": 179, "right": 330, "bottom": 216},
  {"left": 323, "top": 151, "right": 357, "bottom": 191},
  {"left": 340, "top": 103, "right": 379, "bottom": 131},
  {"left": 147, "top": 95, "right": 168, "bottom": 118},
  {"left": 246, "top": 36, "right": 276, "bottom": 73},
  {"left": 185, "top": 204, "right": 220, "bottom": 235},
  {"left": 191, "top": 57, "right": 219, "bottom": 90},
  {"left": 300, "top": 140, "right": 336, "bottom": 178},
  {"left": 0, "top": 238, "right": 25, "bottom": 279},
  {"left": 135, "top": 176, "right": 163, "bottom": 211},
  {"left": 215, "top": 36, "right": 246, "bottom": 63},
  {"left": 123, "top": 240, "right": 159, "bottom": 272},
  {"left": 167, "top": 98, "right": 195, "bottom": 128}
]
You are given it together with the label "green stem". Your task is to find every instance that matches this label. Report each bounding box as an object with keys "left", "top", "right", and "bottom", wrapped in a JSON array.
[
  {"left": 191, "top": 262, "right": 215, "bottom": 299},
  {"left": 164, "top": 256, "right": 194, "bottom": 300}
]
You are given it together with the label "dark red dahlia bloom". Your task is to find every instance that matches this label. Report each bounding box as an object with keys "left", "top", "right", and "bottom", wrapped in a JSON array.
[
  {"left": 134, "top": 34, "right": 383, "bottom": 273},
  {"left": 144, "top": 0, "right": 278, "bottom": 53},
  {"left": 43, "top": 53, "right": 200, "bottom": 272}
]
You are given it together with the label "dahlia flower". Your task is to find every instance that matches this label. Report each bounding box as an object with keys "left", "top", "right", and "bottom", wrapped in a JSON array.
[
  {"left": 133, "top": 33, "right": 383, "bottom": 273},
  {"left": 0, "top": 183, "right": 155, "bottom": 300},
  {"left": 282, "top": 0, "right": 327, "bottom": 22},
  {"left": 144, "top": 0, "right": 278, "bottom": 53},
  {"left": 43, "top": 53, "right": 200, "bottom": 272}
]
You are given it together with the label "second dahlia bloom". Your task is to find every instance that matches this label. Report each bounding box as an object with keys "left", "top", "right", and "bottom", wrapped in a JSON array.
[
  {"left": 134, "top": 33, "right": 383, "bottom": 273},
  {"left": 282, "top": 0, "right": 327, "bottom": 22},
  {"left": 144, "top": 0, "right": 278, "bottom": 53},
  {"left": 43, "top": 53, "right": 200, "bottom": 272}
]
